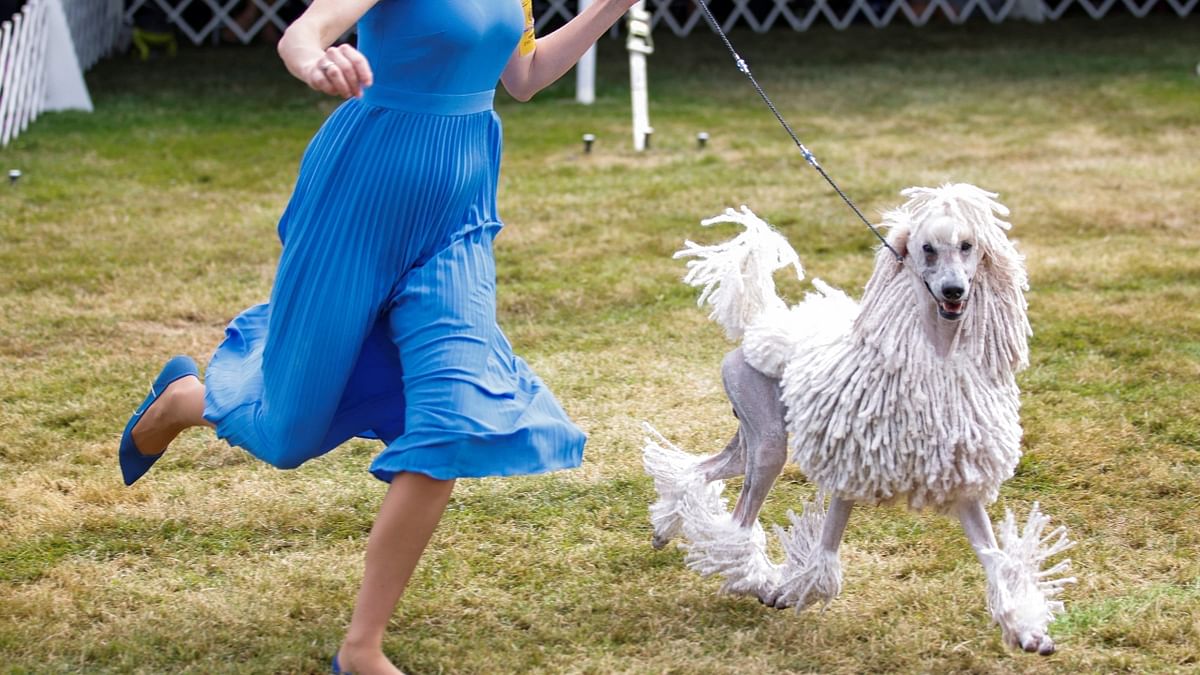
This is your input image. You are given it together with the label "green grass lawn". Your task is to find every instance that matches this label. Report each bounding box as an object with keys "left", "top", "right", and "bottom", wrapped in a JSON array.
[{"left": 2, "top": 14, "right": 1199, "bottom": 674}]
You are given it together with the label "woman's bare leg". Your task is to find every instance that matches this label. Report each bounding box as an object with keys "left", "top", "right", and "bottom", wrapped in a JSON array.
[
  {"left": 130, "top": 375, "right": 212, "bottom": 455},
  {"left": 337, "top": 472, "right": 455, "bottom": 675}
]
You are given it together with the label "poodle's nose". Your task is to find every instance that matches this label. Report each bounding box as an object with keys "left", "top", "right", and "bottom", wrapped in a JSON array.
[{"left": 942, "top": 285, "right": 964, "bottom": 301}]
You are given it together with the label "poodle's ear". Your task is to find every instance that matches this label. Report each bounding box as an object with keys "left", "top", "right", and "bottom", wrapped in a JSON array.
[
  {"left": 889, "top": 226, "right": 910, "bottom": 257},
  {"left": 880, "top": 207, "right": 911, "bottom": 257}
]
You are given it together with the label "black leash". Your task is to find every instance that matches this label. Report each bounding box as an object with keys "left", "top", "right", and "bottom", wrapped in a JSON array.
[{"left": 691, "top": 0, "right": 905, "bottom": 264}]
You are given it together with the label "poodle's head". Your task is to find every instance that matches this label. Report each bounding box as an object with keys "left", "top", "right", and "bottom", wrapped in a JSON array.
[
  {"left": 883, "top": 183, "right": 1025, "bottom": 319},
  {"left": 861, "top": 183, "right": 1030, "bottom": 373}
]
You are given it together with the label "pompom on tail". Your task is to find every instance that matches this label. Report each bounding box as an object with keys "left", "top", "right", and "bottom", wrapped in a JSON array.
[{"left": 675, "top": 206, "right": 803, "bottom": 341}]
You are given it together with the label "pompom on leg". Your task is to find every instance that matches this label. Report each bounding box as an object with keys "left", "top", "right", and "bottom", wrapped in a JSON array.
[
  {"left": 982, "top": 502, "right": 1076, "bottom": 655},
  {"left": 642, "top": 423, "right": 726, "bottom": 549},
  {"left": 764, "top": 491, "right": 845, "bottom": 610},
  {"left": 680, "top": 507, "right": 783, "bottom": 600},
  {"left": 642, "top": 423, "right": 782, "bottom": 599}
]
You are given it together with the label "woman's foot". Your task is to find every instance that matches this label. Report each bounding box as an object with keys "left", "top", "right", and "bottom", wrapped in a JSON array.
[
  {"left": 119, "top": 355, "right": 205, "bottom": 485},
  {"left": 130, "top": 375, "right": 205, "bottom": 456},
  {"left": 334, "top": 645, "right": 404, "bottom": 675}
]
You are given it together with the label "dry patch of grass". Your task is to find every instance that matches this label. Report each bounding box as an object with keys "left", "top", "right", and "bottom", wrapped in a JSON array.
[{"left": 2, "top": 15, "right": 1199, "bottom": 673}]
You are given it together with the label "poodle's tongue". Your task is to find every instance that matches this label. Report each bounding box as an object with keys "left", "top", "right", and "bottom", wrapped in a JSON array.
[{"left": 938, "top": 299, "right": 966, "bottom": 320}]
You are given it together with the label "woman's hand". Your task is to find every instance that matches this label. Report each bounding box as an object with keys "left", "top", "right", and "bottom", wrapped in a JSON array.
[
  {"left": 302, "top": 44, "right": 374, "bottom": 99},
  {"left": 277, "top": 0, "right": 381, "bottom": 98}
]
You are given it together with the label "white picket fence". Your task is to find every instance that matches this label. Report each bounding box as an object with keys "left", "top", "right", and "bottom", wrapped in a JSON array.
[
  {"left": 550, "top": 0, "right": 1198, "bottom": 33},
  {"left": 0, "top": 0, "right": 122, "bottom": 147},
  {"left": 122, "top": 0, "right": 1196, "bottom": 46},
  {"left": 0, "top": 0, "right": 50, "bottom": 146}
]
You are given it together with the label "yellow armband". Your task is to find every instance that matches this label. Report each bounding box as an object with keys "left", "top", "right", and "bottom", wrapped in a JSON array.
[{"left": 518, "top": 0, "right": 536, "bottom": 56}]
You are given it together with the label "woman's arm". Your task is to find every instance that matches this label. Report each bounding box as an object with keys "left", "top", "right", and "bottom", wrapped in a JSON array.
[
  {"left": 277, "top": 0, "right": 378, "bottom": 99},
  {"left": 500, "top": 0, "right": 640, "bottom": 102}
]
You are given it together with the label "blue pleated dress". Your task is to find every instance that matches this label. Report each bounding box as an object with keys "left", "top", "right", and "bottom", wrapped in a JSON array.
[{"left": 202, "top": 0, "right": 586, "bottom": 482}]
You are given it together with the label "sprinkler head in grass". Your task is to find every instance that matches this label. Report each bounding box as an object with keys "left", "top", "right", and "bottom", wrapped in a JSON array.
[
  {"left": 582, "top": 133, "right": 595, "bottom": 154},
  {"left": 8, "top": 169, "right": 20, "bottom": 185},
  {"left": 697, "top": 131, "right": 709, "bottom": 149}
]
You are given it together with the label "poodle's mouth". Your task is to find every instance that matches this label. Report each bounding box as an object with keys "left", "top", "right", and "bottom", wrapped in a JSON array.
[{"left": 938, "top": 299, "right": 967, "bottom": 321}]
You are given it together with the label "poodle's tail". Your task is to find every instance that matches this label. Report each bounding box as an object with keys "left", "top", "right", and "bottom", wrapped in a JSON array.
[{"left": 674, "top": 206, "right": 803, "bottom": 342}]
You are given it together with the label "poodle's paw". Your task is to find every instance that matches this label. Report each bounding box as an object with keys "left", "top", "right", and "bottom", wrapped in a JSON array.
[
  {"left": 1013, "top": 629, "right": 1056, "bottom": 656},
  {"left": 648, "top": 499, "right": 685, "bottom": 549},
  {"left": 759, "top": 550, "right": 841, "bottom": 611},
  {"left": 756, "top": 588, "right": 790, "bottom": 609},
  {"left": 754, "top": 585, "right": 813, "bottom": 610},
  {"left": 985, "top": 551, "right": 1058, "bottom": 654}
]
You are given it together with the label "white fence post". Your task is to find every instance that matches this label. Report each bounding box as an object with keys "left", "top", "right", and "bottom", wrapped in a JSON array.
[
  {"left": 627, "top": 0, "right": 652, "bottom": 151},
  {"left": 575, "top": 0, "right": 595, "bottom": 104},
  {"left": 44, "top": 0, "right": 92, "bottom": 112}
]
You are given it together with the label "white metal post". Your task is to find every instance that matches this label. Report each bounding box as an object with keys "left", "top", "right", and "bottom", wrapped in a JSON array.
[
  {"left": 575, "top": 0, "right": 595, "bottom": 104},
  {"left": 44, "top": 0, "right": 93, "bottom": 113},
  {"left": 626, "top": 0, "right": 652, "bottom": 151}
]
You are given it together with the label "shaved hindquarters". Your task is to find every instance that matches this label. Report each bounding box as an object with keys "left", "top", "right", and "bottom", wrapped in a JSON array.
[{"left": 722, "top": 348, "right": 788, "bottom": 528}]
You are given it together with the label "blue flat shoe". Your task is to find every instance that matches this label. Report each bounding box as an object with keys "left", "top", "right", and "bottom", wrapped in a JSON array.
[
  {"left": 331, "top": 653, "right": 342, "bottom": 674},
  {"left": 118, "top": 355, "right": 199, "bottom": 486}
]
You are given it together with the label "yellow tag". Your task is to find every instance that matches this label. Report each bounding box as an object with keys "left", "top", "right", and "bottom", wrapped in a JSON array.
[{"left": 518, "top": 0, "right": 536, "bottom": 56}]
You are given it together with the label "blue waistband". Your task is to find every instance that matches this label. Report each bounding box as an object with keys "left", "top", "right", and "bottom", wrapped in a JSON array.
[{"left": 361, "top": 85, "right": 495, "bottom": 115}]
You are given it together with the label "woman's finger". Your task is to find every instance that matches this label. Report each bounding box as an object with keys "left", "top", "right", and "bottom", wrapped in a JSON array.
[
  {"left": 308, "top": 65, "right": 336, "bottom": 96},
  {"left": 320, "top": 60, "right": 352, "bottom": 98},
  {"left": 325, "top": 48, "right": 360, "bottom": 97},
  {"left": 337, "top": 44, "right": 373, "bottom": 91}
]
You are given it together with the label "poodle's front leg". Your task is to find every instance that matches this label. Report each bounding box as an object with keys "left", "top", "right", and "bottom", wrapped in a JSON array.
[{"left": 956, "top": 499, "right": 1070, "bottom": 655}]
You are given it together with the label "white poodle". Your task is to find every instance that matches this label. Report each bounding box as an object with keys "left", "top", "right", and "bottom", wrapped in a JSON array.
[{"left": 643, "top": 184, "right": 1075, "bottom": 654}]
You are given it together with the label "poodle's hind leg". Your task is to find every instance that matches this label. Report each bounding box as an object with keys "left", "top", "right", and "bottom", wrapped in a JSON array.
[
  {"left": 696, "top": 428, "right": 746, "bottom": 483},
  {"left": 642, "top": 408, "right": 745, "bottom": 550},
  {"left": 956, "top": 499, "right": 1076, "bottom": 655},
  {"left": 722, "top": 348, "right": 789, "bottom": 530},
  {"left": 671, "top": 348, "right": 790, "bottom": 602}
]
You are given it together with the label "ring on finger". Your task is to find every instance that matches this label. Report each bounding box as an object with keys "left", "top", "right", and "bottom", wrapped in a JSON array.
[{"left": 320, "top": 60, "right": 335, "bottom": 72}]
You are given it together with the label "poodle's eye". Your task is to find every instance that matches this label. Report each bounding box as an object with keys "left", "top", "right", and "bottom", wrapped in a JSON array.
[
  {"left": 922, "top": 243, "right": 935, "bottom": 254},
  {"left": 960, "top": 241, "right": 973, "bottom": 252}
]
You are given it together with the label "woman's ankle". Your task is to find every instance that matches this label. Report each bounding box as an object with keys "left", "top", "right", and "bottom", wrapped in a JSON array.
[
  {"left": 165, "top": 375, "right": 207, "bottom": 427},
  {"left": 131, "top": 375, "right": 204, "bottom": 455}
]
